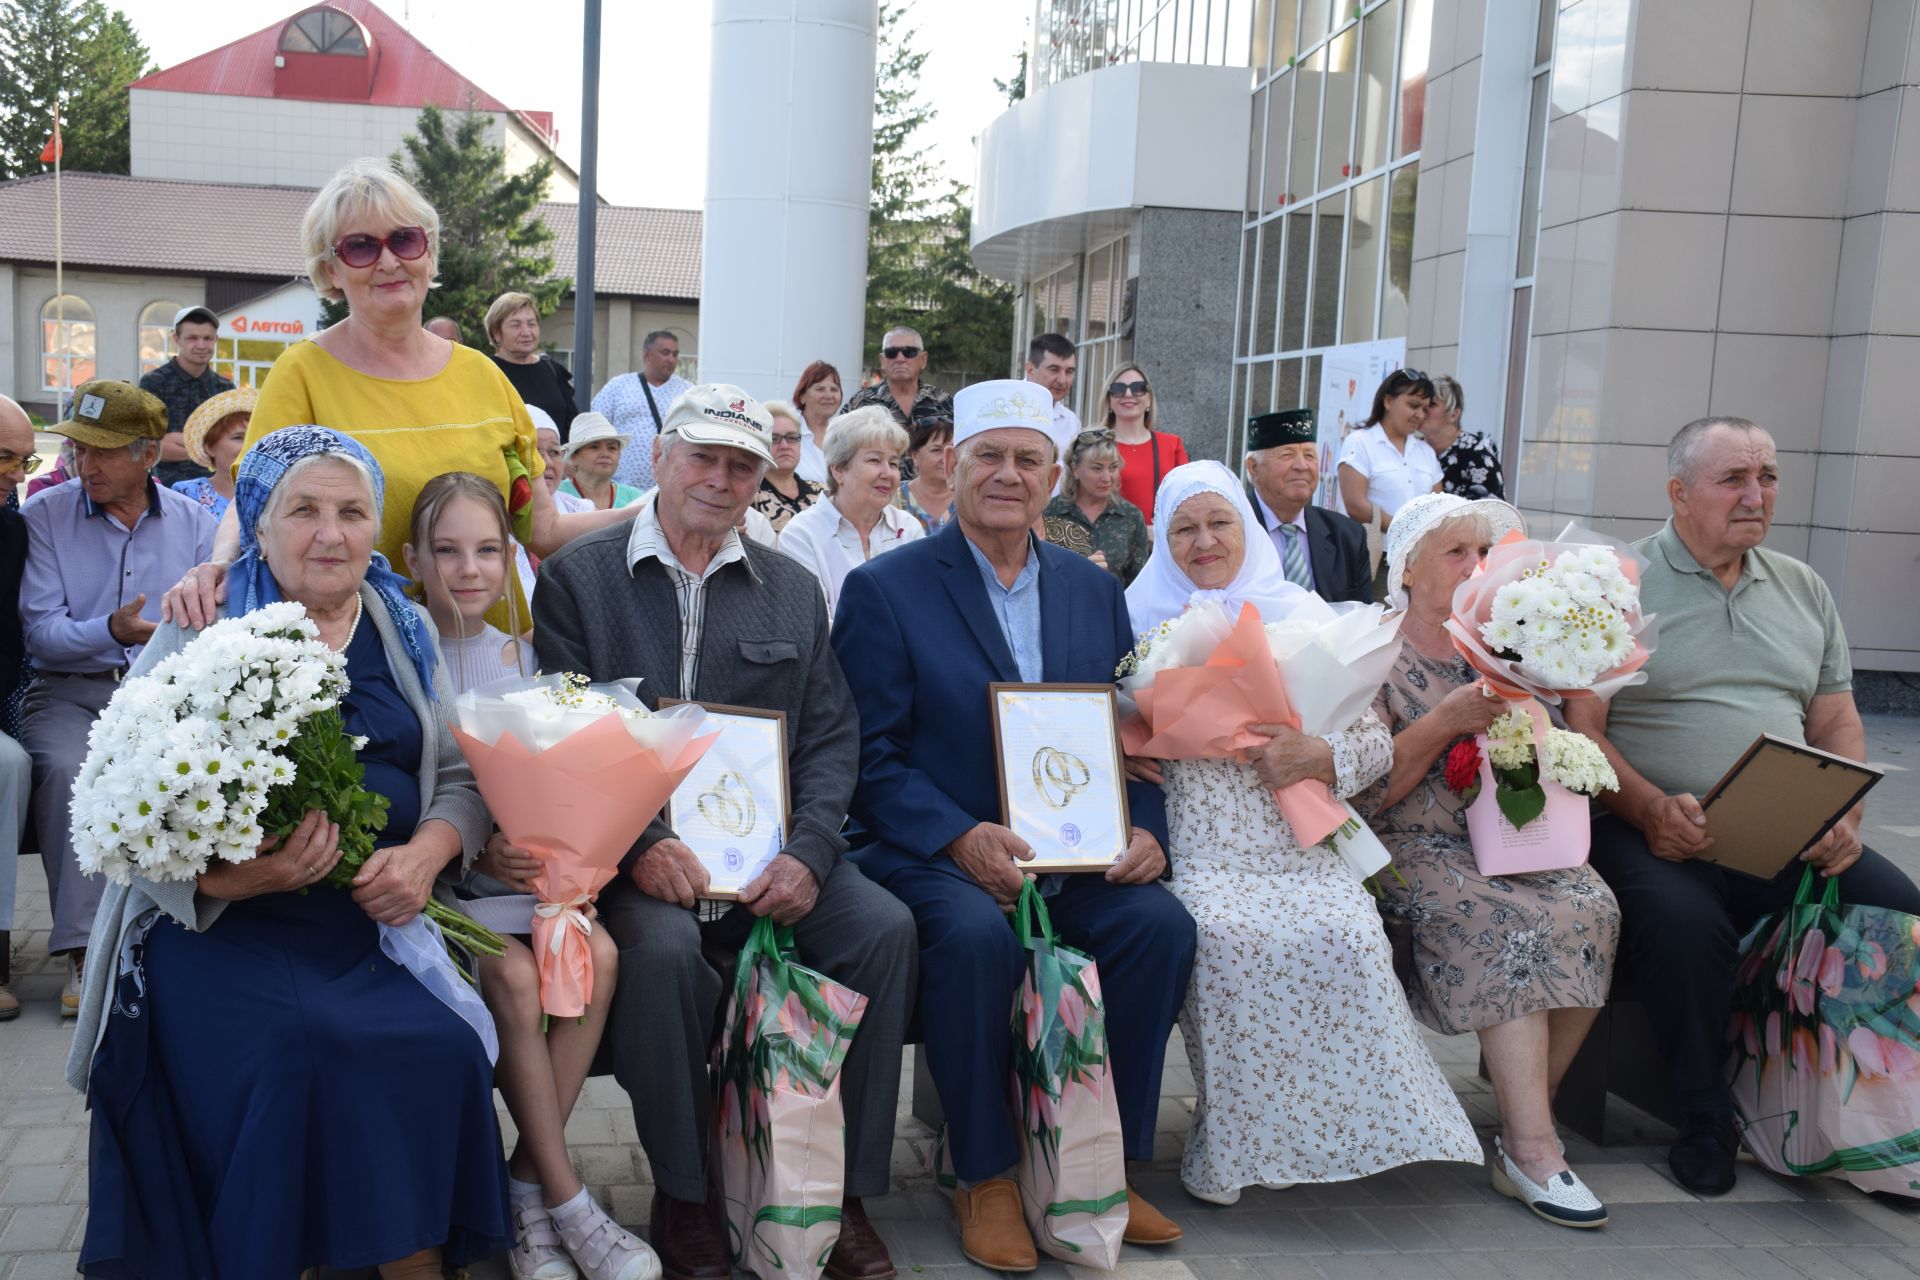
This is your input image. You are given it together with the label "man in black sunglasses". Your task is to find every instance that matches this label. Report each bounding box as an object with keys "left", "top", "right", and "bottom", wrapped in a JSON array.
[{"left": 843, "top": 325, "right": 954, "bottom": 432}]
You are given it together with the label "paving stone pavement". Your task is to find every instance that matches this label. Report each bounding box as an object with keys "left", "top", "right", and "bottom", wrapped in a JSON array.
[{"left": 2, "top": 715, "right": 1917, "bottom": 1279}]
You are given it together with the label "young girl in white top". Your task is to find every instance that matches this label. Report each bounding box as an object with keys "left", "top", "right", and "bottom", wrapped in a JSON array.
[{"left": 403, "top": 473, "right": 658, "bottom": 1280}]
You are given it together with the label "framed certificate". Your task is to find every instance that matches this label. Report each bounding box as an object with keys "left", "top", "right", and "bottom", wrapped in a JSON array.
[
  {"left": 1702, "top": 734, "right": 1883, "bottom": 880},
  {"left": 661, "top": 702, "right": 791, "bottom": 899},
  {"left": 989, "top": 683, "right": 1131, "bottom": 871}
]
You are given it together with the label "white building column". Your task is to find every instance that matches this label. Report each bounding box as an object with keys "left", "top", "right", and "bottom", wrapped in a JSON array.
[{"left": 698, "top": 0, "right": 877, "bottom": 403}]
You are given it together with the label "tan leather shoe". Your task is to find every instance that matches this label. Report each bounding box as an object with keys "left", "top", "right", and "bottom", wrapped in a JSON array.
[
  {"left": 952, "top": 1179, "right": 1036, "bottom": 1273},
  {"left": 60, "top": 954, "right": 82, "bottom": 1019},
  {"left": 1121, "top": 1187, "right": 1183, "bottom": 1245},
  {"left": 0, "top": 982, "right": 18, "bottom": 1021}
]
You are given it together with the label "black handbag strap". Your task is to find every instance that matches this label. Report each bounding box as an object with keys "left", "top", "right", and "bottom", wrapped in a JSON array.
[{"left": 638, "top": 375, "right": 664, "bottom": 432}]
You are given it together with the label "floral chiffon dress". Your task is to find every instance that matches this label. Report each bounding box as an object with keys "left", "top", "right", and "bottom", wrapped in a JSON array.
[
  {"left": 1358, "top": 645, "right": 1621, "bottom": 1035},
  {"left": 1163, "top": 710, "right": 1483, "bottom": 1194}
]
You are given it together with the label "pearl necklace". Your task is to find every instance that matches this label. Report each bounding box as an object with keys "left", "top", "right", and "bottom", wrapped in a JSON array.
[{"left": 333, "top": 595, "right": 365, "bottom": 651}]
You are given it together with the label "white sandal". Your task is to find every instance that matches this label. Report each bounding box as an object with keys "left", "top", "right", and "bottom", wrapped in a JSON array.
[{"left": 1490, "top": 1136, "right": 1608, "bottom": 1229}]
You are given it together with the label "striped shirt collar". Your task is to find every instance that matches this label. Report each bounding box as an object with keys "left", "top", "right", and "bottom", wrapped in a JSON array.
[{"left": 624, "top": 492, "right": 758, "bottom": 584}]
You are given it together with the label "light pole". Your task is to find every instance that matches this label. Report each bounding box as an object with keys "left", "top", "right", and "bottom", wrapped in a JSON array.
[{"left": 573, "top": 0, "right": 601, "bottom": 413}]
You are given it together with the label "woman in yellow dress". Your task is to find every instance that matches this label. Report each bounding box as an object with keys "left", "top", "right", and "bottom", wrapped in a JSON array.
[{"left": 165, "top": 159, "right": 636, "bottom": 629}]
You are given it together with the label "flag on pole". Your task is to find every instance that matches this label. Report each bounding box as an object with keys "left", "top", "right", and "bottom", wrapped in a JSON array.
[{"left": 40, "top": 110, "right": 62, "bottom": 165}]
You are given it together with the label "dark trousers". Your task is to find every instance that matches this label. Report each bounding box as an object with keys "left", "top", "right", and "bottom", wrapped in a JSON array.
[
  {"left": 872, "top": 855, "right": 1197, "bottom": 1183},
  {"left": 1588, "top": 813, "right": 1920, "bottom": 1114},
  {"left": 593, "top": 859, "right": 918, "bottom": 1202}
]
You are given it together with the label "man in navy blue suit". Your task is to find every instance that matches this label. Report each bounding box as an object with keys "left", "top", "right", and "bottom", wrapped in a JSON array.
[{"left": 832, "top": 380, "right": 1196, "bottom": 1272}]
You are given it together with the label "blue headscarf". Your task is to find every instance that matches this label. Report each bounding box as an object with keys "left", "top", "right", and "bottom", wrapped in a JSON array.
[{"left": 231, "top": 425, "right": 438, "bottom": 697}]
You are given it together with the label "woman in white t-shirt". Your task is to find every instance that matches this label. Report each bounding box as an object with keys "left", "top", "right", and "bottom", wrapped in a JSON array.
[{"left": 1337, "top": 368, "right": 1445, "bottom": 598}]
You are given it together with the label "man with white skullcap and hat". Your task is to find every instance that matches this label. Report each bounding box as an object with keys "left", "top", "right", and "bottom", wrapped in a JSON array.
[{"left": 833, "top": 380, "right": 1197, "bottom": 1271}]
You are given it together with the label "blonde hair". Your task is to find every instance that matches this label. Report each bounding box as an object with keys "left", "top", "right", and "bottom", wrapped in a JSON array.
[
  {"left": 1059, "top": 433, "right": 1120, "bottom": 502},
  {"left": 1098, "top": 364, "right": 1156, "bottom": 432},
  {"left": 822, "top": 405, "right": 909, "bottom": 496},
  {"left": 302, "top": 158, "right": 441, "bottom": 303},
  {"left": 485, "top": 291, "right": 540, "bottom": 346},
  {"left": 406, "top": 472, "right": 526, "bottom": 676},
  {"left": 762, "top": 400, "right": 801, "bottom": 427}
]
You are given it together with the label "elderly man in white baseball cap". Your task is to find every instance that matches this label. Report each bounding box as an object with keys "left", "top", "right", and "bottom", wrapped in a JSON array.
[
  {"left": 531, "top": 383, "right": 918, "bottom": 1280},
  {"left": 831, "top": 379, "right": 1197, "bottom": 1271}
]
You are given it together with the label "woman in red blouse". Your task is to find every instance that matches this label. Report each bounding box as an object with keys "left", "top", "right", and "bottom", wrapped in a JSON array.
[{"left": 1101, "top": 363, "right": 1189, "bottom": 523}]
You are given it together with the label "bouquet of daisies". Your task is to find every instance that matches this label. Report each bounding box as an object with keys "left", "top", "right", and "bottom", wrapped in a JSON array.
[
  {"left": 1445, "top": 524, "right": 1657, "bottom": 705},
  {"left": 1118, "top": 596, "right": 1404, "bottom": 884},
  {"left": 1441, "top": 703, "right": 1619, "bottom": 877},
  {"left": 451, "top": 673, "right": 716, "bottom": 1018},
  {"left": 70, "top": 601, "right": 506, "bottom": 964}
]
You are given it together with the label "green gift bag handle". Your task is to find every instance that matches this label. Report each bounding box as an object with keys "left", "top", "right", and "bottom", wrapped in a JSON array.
[
  {"left": 1789, "top": 862, "right": 1843, "bottom": 914},
  {"left": 745, "top": 914, "right": 799, "bottom": 961},
  {"left": 1012, "top": 879, "right": 1058, "bottom": 951}
]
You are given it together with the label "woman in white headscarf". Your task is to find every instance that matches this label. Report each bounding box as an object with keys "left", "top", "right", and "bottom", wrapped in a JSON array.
[{"left": 1125, "top": 461, "right": 1481, "bottom": 1205}]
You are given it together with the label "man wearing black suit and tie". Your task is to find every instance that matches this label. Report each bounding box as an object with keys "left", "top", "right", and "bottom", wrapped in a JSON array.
[{"left": 1242, "top": 408, "right": 1373, "bottom": 604}]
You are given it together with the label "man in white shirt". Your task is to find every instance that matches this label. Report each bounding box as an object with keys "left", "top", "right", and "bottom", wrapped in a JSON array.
[
  {"left": 1025, "top": 332, "right": 1081, "bottom": 439},
  {"left": 591, "top": 330, "right": 693, "bottom": 493},
  {"left": 1242, "top": 409, "right": 1374, "bottom": 604}
]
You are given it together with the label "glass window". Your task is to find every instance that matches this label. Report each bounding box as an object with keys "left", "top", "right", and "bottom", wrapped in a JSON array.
[
  {"left": 1289, "top": 47, "right": 1323, "bottom": 204},
  {"left": 1310, "top": 195, "right": 1346, "bottom": 348},
  {"left": 40, "top": 295, "right": 95, "bottom": 393},
  {"left": 1502, "top": 286, "right": 1532, "bottom": 473},
  {"left": 1343, "top": 176, "right": 1384, "bottom": 343},
  {"left": 1255, "top": 218, "right": 1283, "bottom": 355},
  {"left": 1299, "top": 0, "right": 1333, "bottom": 50},
  {"left": 1320, "top": 27, "right": 1358, "bottom": 190},
  {"left": 1381, "top": 164, "right": 1417, "bottom": 337},
  {"left": 1535, "top": 0, "right": 1557, "bottom": 65},
  {"left": 1396, "top": 0, "right": 1431, "bottom": 158},
  {"left": 1281, "top": 208, "right": 1313, "bottom": 350},
  {"left": 1355, "top": 0, "right": 1399, "bottom": 176},
  {"left": 281, "top": 7, "right": 366, "bottom": 55},
  {"left": 1276, "top": 357, "right": 1303, "bottom": 410},
  {"left": 1260, "top": 82, "right": 1293, "bottom": 214},
  {"left": 1516, "top": 72, "right": 1551, "bottom": 275},
  {"left": 1249, "top": 359, "right": 1274, "bottom": 417},
  {"left": 1086, "top": 242, "right": 1114, "bottom": 341},
  {"left": 1272, "top": 0, "right": 1299, "bottom": 68},
  {"left": 139, "top": 300, "right": 181, "bottom": 375}
]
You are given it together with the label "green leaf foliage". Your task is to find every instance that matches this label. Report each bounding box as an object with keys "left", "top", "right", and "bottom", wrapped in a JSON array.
[
  {"left": 865, "top": 2, "right": 1014, "bottom": 383},
  {"left": 1494, "top": 780, "right": 1546, "bottom": 830},
  {"left": 0, "top": 0, "right": 151, "bottom": 178}
]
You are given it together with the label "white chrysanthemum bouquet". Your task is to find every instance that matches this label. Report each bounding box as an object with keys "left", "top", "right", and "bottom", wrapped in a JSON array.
[
  {"left": 70, "top": 601, "right": 502, "bottom": 963},
  {"left": 1437, "top": 525, "right": 1655, "bottom": 876}
]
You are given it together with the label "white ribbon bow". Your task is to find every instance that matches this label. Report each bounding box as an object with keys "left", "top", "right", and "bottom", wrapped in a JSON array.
[{"left": 535, "top": 894, "right": 593, "bottom": 956}]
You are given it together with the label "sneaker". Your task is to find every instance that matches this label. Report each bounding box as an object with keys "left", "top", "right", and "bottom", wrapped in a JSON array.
[
  {"left": 553, "top": 1193, "right": 661, "bottom": 1280},
  {"left": 508, "top": 1187, "right": 578, "bottom": 1280},
  {"left": 1490, "top": 1136, "right": 1608, "bottom": 1229},
  {"left": 60, "top": 954, "right": 82, "bottom": 1019}
]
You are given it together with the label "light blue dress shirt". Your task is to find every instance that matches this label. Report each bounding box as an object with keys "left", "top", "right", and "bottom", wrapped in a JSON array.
[{"left": 966, "top": 534, "right": 1043, "bottom": 683}]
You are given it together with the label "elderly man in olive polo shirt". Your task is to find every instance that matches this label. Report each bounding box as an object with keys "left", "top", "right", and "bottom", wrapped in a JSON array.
[{"left": 1566, "top": 416, "right": 1920, "bottom": 1197}]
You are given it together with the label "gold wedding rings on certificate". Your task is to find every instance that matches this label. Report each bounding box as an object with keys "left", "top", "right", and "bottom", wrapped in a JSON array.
[
  {"left": 1031, "top": 746, "right": 1091, "bottom": 810},
  {"left": 696, "top": 770, "right": 758, "bottom": 836}
]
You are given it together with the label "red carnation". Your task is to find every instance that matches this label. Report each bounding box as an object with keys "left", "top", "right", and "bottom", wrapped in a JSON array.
[
  {"left": 1443, "top": 738, "right": 1482, "bottom": 795},
  {"left": 508, "top": 475, "right": 533, "bottom": 513}
]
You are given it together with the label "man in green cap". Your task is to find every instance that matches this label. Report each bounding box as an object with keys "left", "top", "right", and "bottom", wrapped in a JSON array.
[
  {"left": 18, "top": 380, "right": 215, "bottom": 1015},
  {"left": 1242, "top": 408, "right": 1373, "bottom": 604}
]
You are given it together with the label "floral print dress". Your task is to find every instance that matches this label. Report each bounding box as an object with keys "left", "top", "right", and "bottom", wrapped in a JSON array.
[
  {"left": 1163, "top": 710, "right": 1483, "bottom": 1194},
  {"left": 1359, "top": 646, "right": 1620, "bottom": 1035}
]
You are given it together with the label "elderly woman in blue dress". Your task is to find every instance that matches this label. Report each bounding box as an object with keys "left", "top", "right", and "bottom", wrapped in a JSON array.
[{"left": 67, "top": 426, "right": 511, "bottom": 1279}]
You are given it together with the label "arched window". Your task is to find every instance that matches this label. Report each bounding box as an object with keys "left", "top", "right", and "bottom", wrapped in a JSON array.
[
  {"left": 279, "top": 6, "right": 367, "bottom": 55},
  {"left": 40, "top": 295, "right": 95, "bottom": 393},
  {"left": 139, "top": 300, "right": 182, "bottom": 375}
]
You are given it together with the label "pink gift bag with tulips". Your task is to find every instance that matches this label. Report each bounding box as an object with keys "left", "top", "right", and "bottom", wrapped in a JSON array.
[
  {"left": 712, "top": 917, "right": 869, "bottom": 1280},
  {"left": 1010, "top": 881, "right": 1128, "bottom": 1269},
  {"left": 1729, "top": 866, "right": 1920, "bottom": 1198}
]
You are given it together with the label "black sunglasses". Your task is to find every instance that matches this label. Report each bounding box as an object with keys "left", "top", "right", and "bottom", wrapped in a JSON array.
[
  {"left": 330, "top": 225, "right": 430, "bottom": 269},
  {"left": 1387, "top": 368, "right": 1430, "bottom": 387},
  {"left": 881, "top": 345, "right": 922, "bottom": 359},
  {"left": 1108, "top": 380, "right": 1151, "bottom": 398}
]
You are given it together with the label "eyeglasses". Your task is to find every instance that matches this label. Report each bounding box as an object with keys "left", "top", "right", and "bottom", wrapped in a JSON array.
[
  {"left": 881, "top": 345, "right": 922, "bottom": 359},
  {"left": 0, "top": 451, "right": 42, "bottom": 471},
  {"left": 1386, "top": 368, "right": 1430, "bottom": 388},
  {"left": 1074, "top": 427, "right": 1116, "bottom": 443},
  {"left": 771, "top": 432, "right": 803, "bottom": 445},
  {"left": 329, "top": 225, "right": 430, "bottom": 269},
  {"left": 1108, "top": 380, "right": 1151, "bottom": 398}
]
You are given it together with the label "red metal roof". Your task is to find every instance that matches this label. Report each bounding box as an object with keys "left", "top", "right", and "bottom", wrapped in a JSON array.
[{"left": 131, "top": 0, "right": 554, "bottom": 144}]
